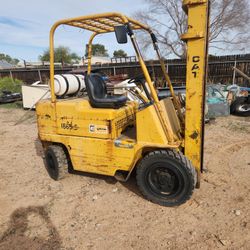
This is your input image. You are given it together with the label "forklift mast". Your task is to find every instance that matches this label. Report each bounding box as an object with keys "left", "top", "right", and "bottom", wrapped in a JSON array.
[{"left": 182, "top": 0, "right": 210, "bottom": 180}]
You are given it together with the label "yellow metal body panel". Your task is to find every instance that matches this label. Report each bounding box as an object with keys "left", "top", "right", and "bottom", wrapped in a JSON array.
[
  {"left": 36, "top": 98, "right": 181, "bottom": 176},
  {"left": 36, "top": 102, "right": 56, "bottom": 134},
  {"left": 136, "top": 101, "right": 181, "bottom": 146},
  {"left": 160, "top": 98, "right": 182, "bottom": 139},
  {"left": 182, "top": 0, "right": 209, "bottom": 173},
  {"left": 39, "top": 134, "right": 136, "bottom": 176},
  {"left": 52, "top": 98, "right": 136, "bottom": 139},
  {"left": 136, "top": 105, "right": 168, "bottom": 145}
]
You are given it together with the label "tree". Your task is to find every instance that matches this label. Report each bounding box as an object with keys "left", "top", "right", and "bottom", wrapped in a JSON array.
[
  {"left": 0, "top": 53, "right": 19, "bottom": 65},
  {"left": 113, "top": 49, "right": 128, "bottom": 57},
  {"left": 39, "top": 46, "right": 81, "bottom": 65},
  {"left": 85, "top": 44, "right": 109, "bottom": 57},
  {"left": 134, "top": 0, "right": 250, "bottom": 58}
]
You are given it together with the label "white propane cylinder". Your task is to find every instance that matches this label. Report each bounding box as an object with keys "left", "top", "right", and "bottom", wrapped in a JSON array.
[{"left": 53, "top": 74, "right": 85, "bottom": 96}]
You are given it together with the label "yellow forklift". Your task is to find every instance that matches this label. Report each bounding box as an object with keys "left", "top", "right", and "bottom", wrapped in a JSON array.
[{"left": 36, "top": 0, "right": 209, "bottom": 206}]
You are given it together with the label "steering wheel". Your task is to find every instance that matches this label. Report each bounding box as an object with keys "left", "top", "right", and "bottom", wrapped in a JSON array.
[{"left": 128, "top": 70, "right": 153, "bottom": 84}]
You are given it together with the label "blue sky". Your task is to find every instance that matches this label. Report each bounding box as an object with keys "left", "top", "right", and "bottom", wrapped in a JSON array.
[
  {"left": 0, "top": 0, "right": 248, "bottom": 62},
  {"left": 0, "top": 0, "right": 148, "bottom": 61}
]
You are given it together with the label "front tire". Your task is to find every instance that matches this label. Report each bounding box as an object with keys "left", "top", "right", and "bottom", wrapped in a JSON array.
[
  {"left": 136, "top": 150, "right": 196, "bottom": 207},
  {"left": 44, "top": 145, "right": 68, "bottom": 180}
]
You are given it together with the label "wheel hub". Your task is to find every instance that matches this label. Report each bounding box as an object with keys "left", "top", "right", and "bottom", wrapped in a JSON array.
[
  {"left": 148, "top": 166, "right": 180, "bottom": 195},
  {"left": 239, "top": 104, "right": 250, "bottom": 112},
  {"left": 157, "top": 171, "right": 175, "bottom": 192}
]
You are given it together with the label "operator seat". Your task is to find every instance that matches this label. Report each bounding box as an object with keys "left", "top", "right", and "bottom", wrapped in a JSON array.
[{"left": 85, "top": 73, "right": 127, "bottom": 109}]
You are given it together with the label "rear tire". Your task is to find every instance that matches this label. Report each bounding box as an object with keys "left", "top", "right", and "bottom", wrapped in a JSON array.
[
  {"left": 136, "top": 150, "right": 196, "bottom": 207},
  {"left": 230, "top": 97, "right": 250, "bottom": 117},
  {"left": 44, "top": 145, "right": 68, "bottom": 180}
]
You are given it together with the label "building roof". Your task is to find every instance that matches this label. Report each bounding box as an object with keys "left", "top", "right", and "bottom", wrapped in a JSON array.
[{"left": 0, "top": 60, "right": 15, "bottom": 69}]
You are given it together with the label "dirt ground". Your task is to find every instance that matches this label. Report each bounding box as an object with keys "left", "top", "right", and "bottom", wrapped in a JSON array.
[{"left": 0, "top": 108, "right": 249, "bottom": 250}]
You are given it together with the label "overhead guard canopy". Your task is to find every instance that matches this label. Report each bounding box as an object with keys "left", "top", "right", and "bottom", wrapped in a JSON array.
[{"left": 51, "top": 12, "right": 151, "bottom": 34}]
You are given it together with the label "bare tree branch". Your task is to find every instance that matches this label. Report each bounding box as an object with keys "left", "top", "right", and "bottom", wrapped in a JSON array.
[{"left": 134, "top": 0, "right": 250, "bottom": 58}]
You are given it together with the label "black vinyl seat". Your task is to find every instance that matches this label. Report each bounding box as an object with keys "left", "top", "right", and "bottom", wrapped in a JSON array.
[{"left": 85, "top": 73, "right": 127, "bottom": 109}]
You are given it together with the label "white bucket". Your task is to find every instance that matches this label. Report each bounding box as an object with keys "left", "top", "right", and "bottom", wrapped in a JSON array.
[{"left": 52, "top": 74, "right": 85, "bottom": 96}]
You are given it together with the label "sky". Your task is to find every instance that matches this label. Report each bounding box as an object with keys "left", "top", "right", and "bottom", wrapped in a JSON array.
[
  {"left": 0, "top": 0, "right": 148, "bottom": 62},
  {"left": 0, "top": 0, "right": 248, "bottom": 62}
]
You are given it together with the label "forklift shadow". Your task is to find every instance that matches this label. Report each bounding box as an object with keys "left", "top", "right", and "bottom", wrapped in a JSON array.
[
  {"left": 69, "top": 168, "right": 117, "bottom": 184},
  {"left": 119, "top": 170, "right": 144, "bottom": 198},
  {"left": 0, "top": 206, "right": 62, "bottom": 250},
  {"left": 69, "top": 168, "right": 144, "bottom": 198},
  {"left": 34, "top": 138, "right": 44, "bottom": 157}
]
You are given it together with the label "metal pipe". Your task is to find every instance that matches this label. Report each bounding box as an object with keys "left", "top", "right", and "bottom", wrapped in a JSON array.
[
  {"left": 87, "top": 33, "right": 98, "bottom": 74},
  {"left": 232, "top": 58, "right": 237, "bottom": 85},
  {"left": 49, "top": 22, "right": 60, "bottom": 103},
  {"left": 152, "top": 41, "right": 185, "bottom": 127},
  {"left": 233, "top": 66, "right": 250, "bottom": 82}
]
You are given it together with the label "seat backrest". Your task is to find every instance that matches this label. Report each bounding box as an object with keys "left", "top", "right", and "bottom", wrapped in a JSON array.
[
  {"left": 85, "top": 73, "right": 107, "bottom": 101},
  {"left": 85, "top": 73, "right": 127, "bottom": 109}
]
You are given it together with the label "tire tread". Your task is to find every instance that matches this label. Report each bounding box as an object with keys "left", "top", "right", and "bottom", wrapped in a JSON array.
[
  {"left": 46, "top": 145, "right": 68, "bottom": 180},
  {"left": 136, "top": 149, "right": 197, "bottom": 206}
]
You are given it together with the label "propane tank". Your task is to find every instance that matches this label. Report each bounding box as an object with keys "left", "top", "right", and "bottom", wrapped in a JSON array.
[{"left": 52, "top": 74, "right": 85, "bottom": 96}]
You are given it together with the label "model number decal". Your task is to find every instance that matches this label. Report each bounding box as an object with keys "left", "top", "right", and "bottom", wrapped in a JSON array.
[
  {"left": 191, "top": 56, "right": 200, "bottom": 78},
  {"left": 61, "top": 121, "right": 79, "bottom": 130}
]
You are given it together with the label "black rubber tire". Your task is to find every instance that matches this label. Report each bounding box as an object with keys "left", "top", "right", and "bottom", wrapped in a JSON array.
[
  {"left": 136, "top": 150, "right": 197, "bottom": 207},
  {"left": 44, "top": 145, "right": 68, "bottom": 180},
  {"left": 230, "top": 97, "right": 250, "bottom": 117}
]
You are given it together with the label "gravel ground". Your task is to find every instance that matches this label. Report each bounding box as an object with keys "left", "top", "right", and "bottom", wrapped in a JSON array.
[{"left": 0, "top": 108, "right": 250, "bottom": 250}]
